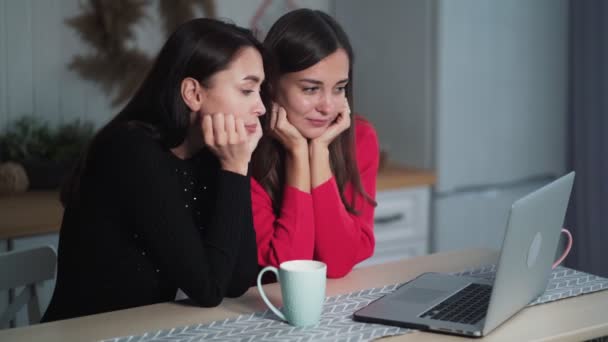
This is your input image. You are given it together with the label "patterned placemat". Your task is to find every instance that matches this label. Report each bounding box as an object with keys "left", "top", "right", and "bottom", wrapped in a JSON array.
[{"left": 104, "top": 265, "right": 608, "bottom": 342}]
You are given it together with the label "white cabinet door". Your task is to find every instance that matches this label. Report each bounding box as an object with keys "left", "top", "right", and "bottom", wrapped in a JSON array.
[
  {"left": 359, "top": 186, "right": 430, "bottom": 267},
  {"left": 357, "top": 238, "right": 427, "bottom": 267},
  {"left": 375, "top": 186, "right": 430, "bottom": 241}
]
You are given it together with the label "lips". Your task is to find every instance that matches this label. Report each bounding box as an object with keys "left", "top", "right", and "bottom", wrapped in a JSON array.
[
  {"left": 245, "top": 123, "right": 258, "bottom": 133},
  {"left": 306, "top": 118, "right": 329, "bottom": 127}
]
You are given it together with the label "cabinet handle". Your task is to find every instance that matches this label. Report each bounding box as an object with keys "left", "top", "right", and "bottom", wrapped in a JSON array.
[{"left": 374, "top": 213, "right": 404, "bottom": 224}]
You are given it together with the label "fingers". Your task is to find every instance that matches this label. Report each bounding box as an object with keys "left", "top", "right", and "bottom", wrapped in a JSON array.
[
  {"left": 336, "top": 111, "right": 351, "bottom": 130},
  {"left": 342, "top": 109, "right": 352, "bottom": 126},
  {"left": 254, "top": 123, "right": 263, "bottom": 141},
  {"left": 338, "top": 99, "right": 352, "bottom": 126},
  {"left": 253, "top": 119, "right": 263, "bottom": 141},
  {"left": 224, "top": 114, "right": 237, "bottom": 145},
  {"left": 270, "top": 103, "right": 278, "bottom": 130},
  {"left": 275, "top": 106, "right": 288, "bottom": 130},
  {"left": 235, "top": 117, "right": 248, "bottom": 143},
  {"left": 270, "top": 103, "right": 291, "bottom": 132},
  {"left": 247, "top": 120, "right": 263, "bottom": 153},
  {"left": 205, "top": 113, "right": 249, "bottom": 146},
  {"left": 213, "top": 113, "right": 226, "bottom": 146},
  {"left": 312, "top": 103, "right": 352, "bottom": 147},
  {"left": 202, "top": 114, "right": 214, "bottom": 147},
  {"left": 343, "top": 99, "right": 351, "bottom": 116}
]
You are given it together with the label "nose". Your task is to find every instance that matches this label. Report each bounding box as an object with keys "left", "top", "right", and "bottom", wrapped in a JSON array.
[
  {"left": 316, "top": 91, "right": 335, "bottom": 115},
  {"left": 253, "top": 94, "right": 266, "bottom": 117}
]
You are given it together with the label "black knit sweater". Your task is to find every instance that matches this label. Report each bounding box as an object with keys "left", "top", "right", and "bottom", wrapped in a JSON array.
[{"left": 42, "top": 124, "right": 257, "bottom": 322}]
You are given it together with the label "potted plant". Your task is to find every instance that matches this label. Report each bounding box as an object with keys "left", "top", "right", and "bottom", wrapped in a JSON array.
[{"left": 0, "top": 116, "right": 95, "bottom": 190}]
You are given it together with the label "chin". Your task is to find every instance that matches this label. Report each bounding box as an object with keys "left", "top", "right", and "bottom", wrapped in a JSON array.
[{"left": 300, "top": 127, "right": 326, "bottom": 140}]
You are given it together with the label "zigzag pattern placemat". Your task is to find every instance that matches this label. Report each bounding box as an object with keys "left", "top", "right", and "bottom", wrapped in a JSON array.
[{"left": 104, "top": 265, "right": 608, "bottom": 342}]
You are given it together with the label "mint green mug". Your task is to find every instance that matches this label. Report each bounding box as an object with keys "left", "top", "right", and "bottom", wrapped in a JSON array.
[{"left": 257, "top": 260, "right": 327, "bottom": 327}]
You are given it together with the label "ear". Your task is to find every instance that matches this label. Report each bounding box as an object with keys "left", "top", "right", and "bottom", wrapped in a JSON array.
[{"left": 181, "top": 77, "right": 205, "bottom": 112}]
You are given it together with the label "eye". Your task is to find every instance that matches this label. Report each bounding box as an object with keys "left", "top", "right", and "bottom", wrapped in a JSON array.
[
  {"left": 241, "top": 89, "right": 255, "bottom": 96},
  {"left": 335, "top": 86, "right": 347, "bottom": 94},
  {"left": 302, "top": 86, "right": 319, "bottom": 94}
]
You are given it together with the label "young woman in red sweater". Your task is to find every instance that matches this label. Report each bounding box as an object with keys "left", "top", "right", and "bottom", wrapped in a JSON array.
[{"left": 251, "top": 9, "right": 379, "bottom": 278}]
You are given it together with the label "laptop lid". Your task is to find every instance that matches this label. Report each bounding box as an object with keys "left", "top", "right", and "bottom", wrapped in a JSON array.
[
  {"left": 353, "top": 172, "right": 575, "bottom": 337},
  {"left": 482, "top": 171, "right": 575, "bottom": 335}
]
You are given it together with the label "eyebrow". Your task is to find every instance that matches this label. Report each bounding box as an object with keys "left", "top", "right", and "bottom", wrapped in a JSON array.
[
  {"left": 243, "top": 75, "right": 263, "bottom": 83},
  {"left": 298, "top": 78, "right": 349, "bottom": 85}
]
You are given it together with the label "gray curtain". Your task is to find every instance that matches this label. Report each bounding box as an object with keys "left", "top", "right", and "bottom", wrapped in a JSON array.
[{"left": 566, "top": 0, "right": 608, "bottom": 277}]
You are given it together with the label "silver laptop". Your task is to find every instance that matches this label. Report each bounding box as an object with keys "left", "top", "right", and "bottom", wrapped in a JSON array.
[{"left": 353, "top": 172, "right": 575, "bottom": 337}]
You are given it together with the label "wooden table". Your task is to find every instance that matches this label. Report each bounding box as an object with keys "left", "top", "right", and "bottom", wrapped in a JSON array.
[{"left": 1, "top": 248, "right": 606, "bottom": 342}]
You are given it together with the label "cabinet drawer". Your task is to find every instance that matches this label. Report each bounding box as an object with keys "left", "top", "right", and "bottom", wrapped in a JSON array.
[
  {"left": 357, "top": 238, "right": 427, "bottom": 268},
  {"left": 374, "top": 186, "right": 430, "bottom": 239}
]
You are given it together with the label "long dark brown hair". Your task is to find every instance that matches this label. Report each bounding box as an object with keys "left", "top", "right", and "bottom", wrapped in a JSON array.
[
  {"left": 251, "top": 9, "right": 376, "bottom": 215},
  {"left": 62, "top": 18, "right": 270, "bottom": 206}
]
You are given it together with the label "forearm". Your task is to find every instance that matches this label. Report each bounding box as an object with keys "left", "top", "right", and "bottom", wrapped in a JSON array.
[
  {"left": 252, "top": 179, "right": 315, "bottom": 268},
  {"left": 311, "top": 180, "right": 373, "bottom": 277},
  {"left": 309, "top": 141, "right": 332, "bottom": 188},
  {"left": 225, "top": 220, "right": 258, "bottom": 297},
  {"left": 285, "top": 146, "right": 311, "bottom": 193},
  {"left": 220, "top": 161, "right": 249, "bottom": 176},
  {"left": 200, "top": 171, "right": 252, "bottom": 287}
]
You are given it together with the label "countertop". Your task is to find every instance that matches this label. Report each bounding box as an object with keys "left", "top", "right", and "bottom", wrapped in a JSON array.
[{"left": 0, "top": 164, "right": 436, "bottom": 240}]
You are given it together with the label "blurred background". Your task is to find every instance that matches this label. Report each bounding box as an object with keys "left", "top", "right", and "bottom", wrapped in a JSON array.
[{"left": 0, "top": 0, "right": 606, "bottom": 329}]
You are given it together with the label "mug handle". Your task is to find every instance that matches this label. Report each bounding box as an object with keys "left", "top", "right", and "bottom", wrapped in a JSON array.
[
  {"left": 257, "top": 266, "right": 286, "bottom": 321},
  {"left": 552, "top": 228, "right": 573, "bottom": 269}
]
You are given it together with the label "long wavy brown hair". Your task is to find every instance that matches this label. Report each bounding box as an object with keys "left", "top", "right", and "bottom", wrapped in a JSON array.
[{"left": 251, "top": 9, "right": 376, "bottom": 215}]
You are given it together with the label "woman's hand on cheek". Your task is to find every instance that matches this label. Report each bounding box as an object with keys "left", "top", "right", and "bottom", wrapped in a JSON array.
[
  {"left": 311, "top": 100, "right": 351, "bottom": 149},
  {"left": 270, "top": 104, "right": 308, "bottom": 155},
  {"left": 247, "top": 118, "right": 263, "bottom": 155},
  {"left": 202, "top": 113, "right": 250, "bottom": 176}
]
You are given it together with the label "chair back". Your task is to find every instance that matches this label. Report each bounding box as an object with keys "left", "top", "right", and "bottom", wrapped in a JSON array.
[{"left": 0, "top": 245, "right": 56, "bottom": 328}]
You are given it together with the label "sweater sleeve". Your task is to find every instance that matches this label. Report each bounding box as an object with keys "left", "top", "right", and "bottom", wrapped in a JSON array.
[
  {"left": 251, "top": 178, "right": 315, "bottom": 267},
  {"left": 311, "top": 118, "right": 379, "bottom": 278},
  {"left": 224, "top": 196, "right": 258, "bottom": 297},
  {"left": 92, "top": 126, "right": 257, "bottom": 306}
]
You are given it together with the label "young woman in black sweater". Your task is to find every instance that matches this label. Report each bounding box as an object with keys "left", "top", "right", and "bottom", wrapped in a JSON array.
[{"left": 42, "top": 18, "right": 269, "bottom": 322}]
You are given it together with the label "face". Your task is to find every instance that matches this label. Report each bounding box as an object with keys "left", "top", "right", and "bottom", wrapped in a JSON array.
[
  {"left": 198, "top": 46, "right": 266, "bottom": 134},
  {"left": 277, "top": 49, "right": 349, "bottom": 139}
]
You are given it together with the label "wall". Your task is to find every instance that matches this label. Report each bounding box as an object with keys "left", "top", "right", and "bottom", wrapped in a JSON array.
[
  {"left": 0, "top": 0, "right": 333, "bottom": 132},
  {"left": 335, "top": 0, "right": 436, "bottom": 169},
  {"left": 435, "top": 0, "right": 568, "bottom": 191}
]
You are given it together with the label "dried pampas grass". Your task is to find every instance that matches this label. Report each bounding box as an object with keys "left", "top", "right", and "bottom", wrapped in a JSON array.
[{"left": 66, "top": 0, "right": 216, "bottom": 107}]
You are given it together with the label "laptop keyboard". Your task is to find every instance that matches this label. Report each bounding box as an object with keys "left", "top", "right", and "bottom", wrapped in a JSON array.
[{"left": 420, "top": 283, "right": 492, "bottom": 325}]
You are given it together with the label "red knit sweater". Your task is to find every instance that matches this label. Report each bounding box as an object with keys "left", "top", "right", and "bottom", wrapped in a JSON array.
[{"left": 251, "top": 117, "right": 379, "bottom": 278}]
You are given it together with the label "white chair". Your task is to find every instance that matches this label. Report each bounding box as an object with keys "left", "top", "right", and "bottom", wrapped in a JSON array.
[{"left": 0, "top": 245, "right": 56, "bottom": 328}]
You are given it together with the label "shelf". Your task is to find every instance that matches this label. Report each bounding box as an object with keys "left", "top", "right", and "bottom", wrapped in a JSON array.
[{"left": 0, "top": 191, "right": 63, "bottom": 239}]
